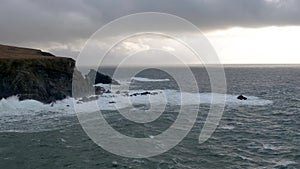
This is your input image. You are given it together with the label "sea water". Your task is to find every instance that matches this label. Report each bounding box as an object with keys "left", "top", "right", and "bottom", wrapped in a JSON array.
[{"left": 0, "top": 66, "right": 299, "bottom": 168}]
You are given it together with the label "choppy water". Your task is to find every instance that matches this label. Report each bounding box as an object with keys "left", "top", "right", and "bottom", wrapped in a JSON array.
[{"left": 0, "top": 66, "right": 299, "bottom": 168}]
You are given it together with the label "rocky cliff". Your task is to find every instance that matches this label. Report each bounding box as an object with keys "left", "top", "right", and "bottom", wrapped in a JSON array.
[
  {"left": 0, "top": 44, "right": 91, "bottom": 103},
  {"left": 0, "top": 44, "right": 118, "bottom": 103}
]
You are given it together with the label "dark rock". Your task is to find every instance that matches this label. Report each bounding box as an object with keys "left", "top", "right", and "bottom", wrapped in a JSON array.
[
  {"left": 0, "top": 44, "right": 91, "bottom": 103},
  {"left": 130, "top": 93, "right": 139, "bottom": 97},
  {"left": 0, "top": 44, "right": 120, "bottom": 103},
  {"left": 130, "top": 91, "right": 154, "bottom": 97},
  {"left": 0, "top": 57, "right": 75, "bottom": 103},
  {"left": 237, "top": 95, "right": 247, "bottom": 100},
  {"left": 85, "top": 69, "right": 120, "bottom": 85},
  {"left": 94, "top": 86, "right": 105, "bottom": 95},
  {"left": 140, "top": 91, "right": 151, "bottom": 95},
  {"left": 112, "top": 161, "right": 118, "bottom": 167}
]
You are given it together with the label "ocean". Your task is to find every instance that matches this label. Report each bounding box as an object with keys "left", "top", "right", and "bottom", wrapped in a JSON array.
[{"left": 0, "top": 66, "right": 299, "bottom": 169}]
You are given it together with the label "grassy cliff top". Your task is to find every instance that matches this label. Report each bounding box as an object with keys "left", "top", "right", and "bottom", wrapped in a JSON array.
[
  {"left": 0, "top": 44, "right": 75, "bottom": 76},
  {"left": 0, "top": 44, "right": 68, "bottom": 60}
]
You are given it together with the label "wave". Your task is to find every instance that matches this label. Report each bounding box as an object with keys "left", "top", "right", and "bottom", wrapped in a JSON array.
[
  {"left": 0, "top": 90, "right": 273, "bottom": 133},
  {"left": 220, "top": 125, "right": 235, "bottom": 130},
  {"left": 75, "top": 90, "right": 273, "bottom": 112},
  {"left": 0, "top": 90, "right": 273, "bottom": 115},
  {"left": 0, "top": 96, "right": 76, "bottom": 133},
  {"left": 131, "top": 77, "right": 170, "bottom": 82},
  {"left": 0, "top": 96, "right": 74, "bottom": 115},
  {"left": 273, "top": 160, "right": 297, "bottom": 167}
]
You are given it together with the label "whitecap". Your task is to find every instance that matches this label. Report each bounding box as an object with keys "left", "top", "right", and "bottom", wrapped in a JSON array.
[
  {"left": 92, "top": 90, "right": 273, "bottom": 111},
  {"left": 220, "top": 125, "right": 235, "bottom": 130},
  {"left": 274, "top": 160, "right": 297, "bottom": 167},
  {"left": 0, "top": 90, "right": 273, "bottom": 114},
  {"left": 262, "top": 143, "right": 287, "bottom": 151},
  {"left": 131, "top": 77, "right": 170, "bottom": 82},
  {"left": 0, "top": 96, "right": 76, "bottom": 133},
  {"left": 0, "top": 96, "right": 75, "bottom": 115}
]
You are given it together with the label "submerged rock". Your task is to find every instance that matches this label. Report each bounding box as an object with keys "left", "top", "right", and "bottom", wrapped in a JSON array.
[
  {"left": 94, "top": 86, "right": 106, "bottom": 95},
  {"left": 112, "top": 161, "right": 118, "bottom": 167},
  {"left": 129, "top": 91, "right": 158, "bottom": 97},
  {"left": 78, "top": 96, "right": 99, "bottom": 102},
  {"left": 140, "top": 91, "right": 151, "bottom": 95}
]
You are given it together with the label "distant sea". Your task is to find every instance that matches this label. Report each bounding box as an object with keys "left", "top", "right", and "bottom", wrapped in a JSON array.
[{"left": 0, "top": 65, "right": 299, "bottom": 169}]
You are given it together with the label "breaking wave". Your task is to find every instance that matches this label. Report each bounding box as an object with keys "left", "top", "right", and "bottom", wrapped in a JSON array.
[
  {"left": 131, "top": 77, "right": 170, "bottom": 82},
  {"left": 0, "top": 90, "right": 272, "bottom": 133}
]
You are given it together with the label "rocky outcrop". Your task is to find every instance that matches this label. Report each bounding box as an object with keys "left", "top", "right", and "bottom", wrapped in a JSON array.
[
  {"left": 85, "top": 69, "right": 119, "bottom": 85},
  {"left": 237, "top": 95, "right": 247, "bottom": 100},
  {"left": 1, "top": 45, "right": 74, "bottom": 103},
  {"left": 129, "top": 91, "right": 158, "bottom": 97},
  {"left": 0, "top": 44, "right": 92, "bottom": 103}
]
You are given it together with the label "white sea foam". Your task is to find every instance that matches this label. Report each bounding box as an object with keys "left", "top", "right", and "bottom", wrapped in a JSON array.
[
  {"left": 0, "top": 90, "right": 273, "bottom": 132},
  {"left": 220, "top": 125, "right": 235, "bottom": 130},
  {"left": 0, "top": 96, "right": 74, "bottom": 116},
  {"left": 262, "top": 143, "right": 289, "bottom": 151},
  {"left": 0, "top": 96, "right": 76, "bottom": 133},
  {"left": 75, "top": 90, "right": 272, "bottom": 112},
  {"left": 131, "top": 77, "right": 170, "bottom": 82},
  {"left": 274, "top": 160, "right": 297, "bottom": 167},
  {"left": 0, "top": 90, "right": 273, "bottom": 114}
]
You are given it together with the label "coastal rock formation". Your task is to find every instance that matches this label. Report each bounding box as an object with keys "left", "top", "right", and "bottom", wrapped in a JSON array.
[
  {"left": 129, "top": 91, "right": 158, "bottom": 97},
  {"left": 237, "top": 95, "right": 247, "bottom": 100},
  {"left": 0, "top": 44, "right": 82, "bottom": 103},
  {"left": 85, "top": 69, "right": 119, "bottom": 85},
  {"left": 0, "top": 44, "right": 114, "bottom": 103}
]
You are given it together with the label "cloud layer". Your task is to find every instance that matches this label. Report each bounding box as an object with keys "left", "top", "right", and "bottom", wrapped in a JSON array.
[{"left": 0, "top": 0, "right": 299, "bottom": 57}]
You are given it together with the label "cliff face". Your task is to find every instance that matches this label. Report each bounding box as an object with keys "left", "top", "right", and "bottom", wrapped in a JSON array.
[
  {"left": 0, "top": 44, "right": 118, "bottom": 103},
  {"left": 0, "top": 44, "right": 82, "bottom": 103}
]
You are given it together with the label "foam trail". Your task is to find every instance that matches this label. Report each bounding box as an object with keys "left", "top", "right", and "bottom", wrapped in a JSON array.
[
  {"left": 0, "top": 96, "right": 75, "bottom": 115},
  {"left": 0, "top": 90, "right": 273, "bottom": 113},
  {"left": 131, "top": 77, "right": 170, "bottom": 82},
  {"left": 0, "top": 96, "right": 76, "bottom": 133},
  {"left": 0, "top": 90, "right": 272, "bottom": 132}
]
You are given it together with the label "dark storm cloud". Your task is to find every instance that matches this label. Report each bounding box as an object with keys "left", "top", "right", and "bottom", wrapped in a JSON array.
[{"left": 0, "top": 0, "right": 300, "bottom": 47}]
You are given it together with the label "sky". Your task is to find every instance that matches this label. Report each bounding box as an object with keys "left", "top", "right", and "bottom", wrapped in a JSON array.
[{"left": 0, "top": 0, "right": 300, "bottom": 64}]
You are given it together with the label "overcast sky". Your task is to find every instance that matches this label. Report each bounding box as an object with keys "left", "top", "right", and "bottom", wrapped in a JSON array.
[{"left": 1, "top": 0, "right": 300, "bottom": 64}]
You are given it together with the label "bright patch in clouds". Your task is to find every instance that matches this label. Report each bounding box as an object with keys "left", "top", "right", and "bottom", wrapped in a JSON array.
[
  {"left": 205, "top": 26, "right": 300, "bottom": 64},
  {"left": 121, "top": 41, "right": 150, "bottom": 53}
]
